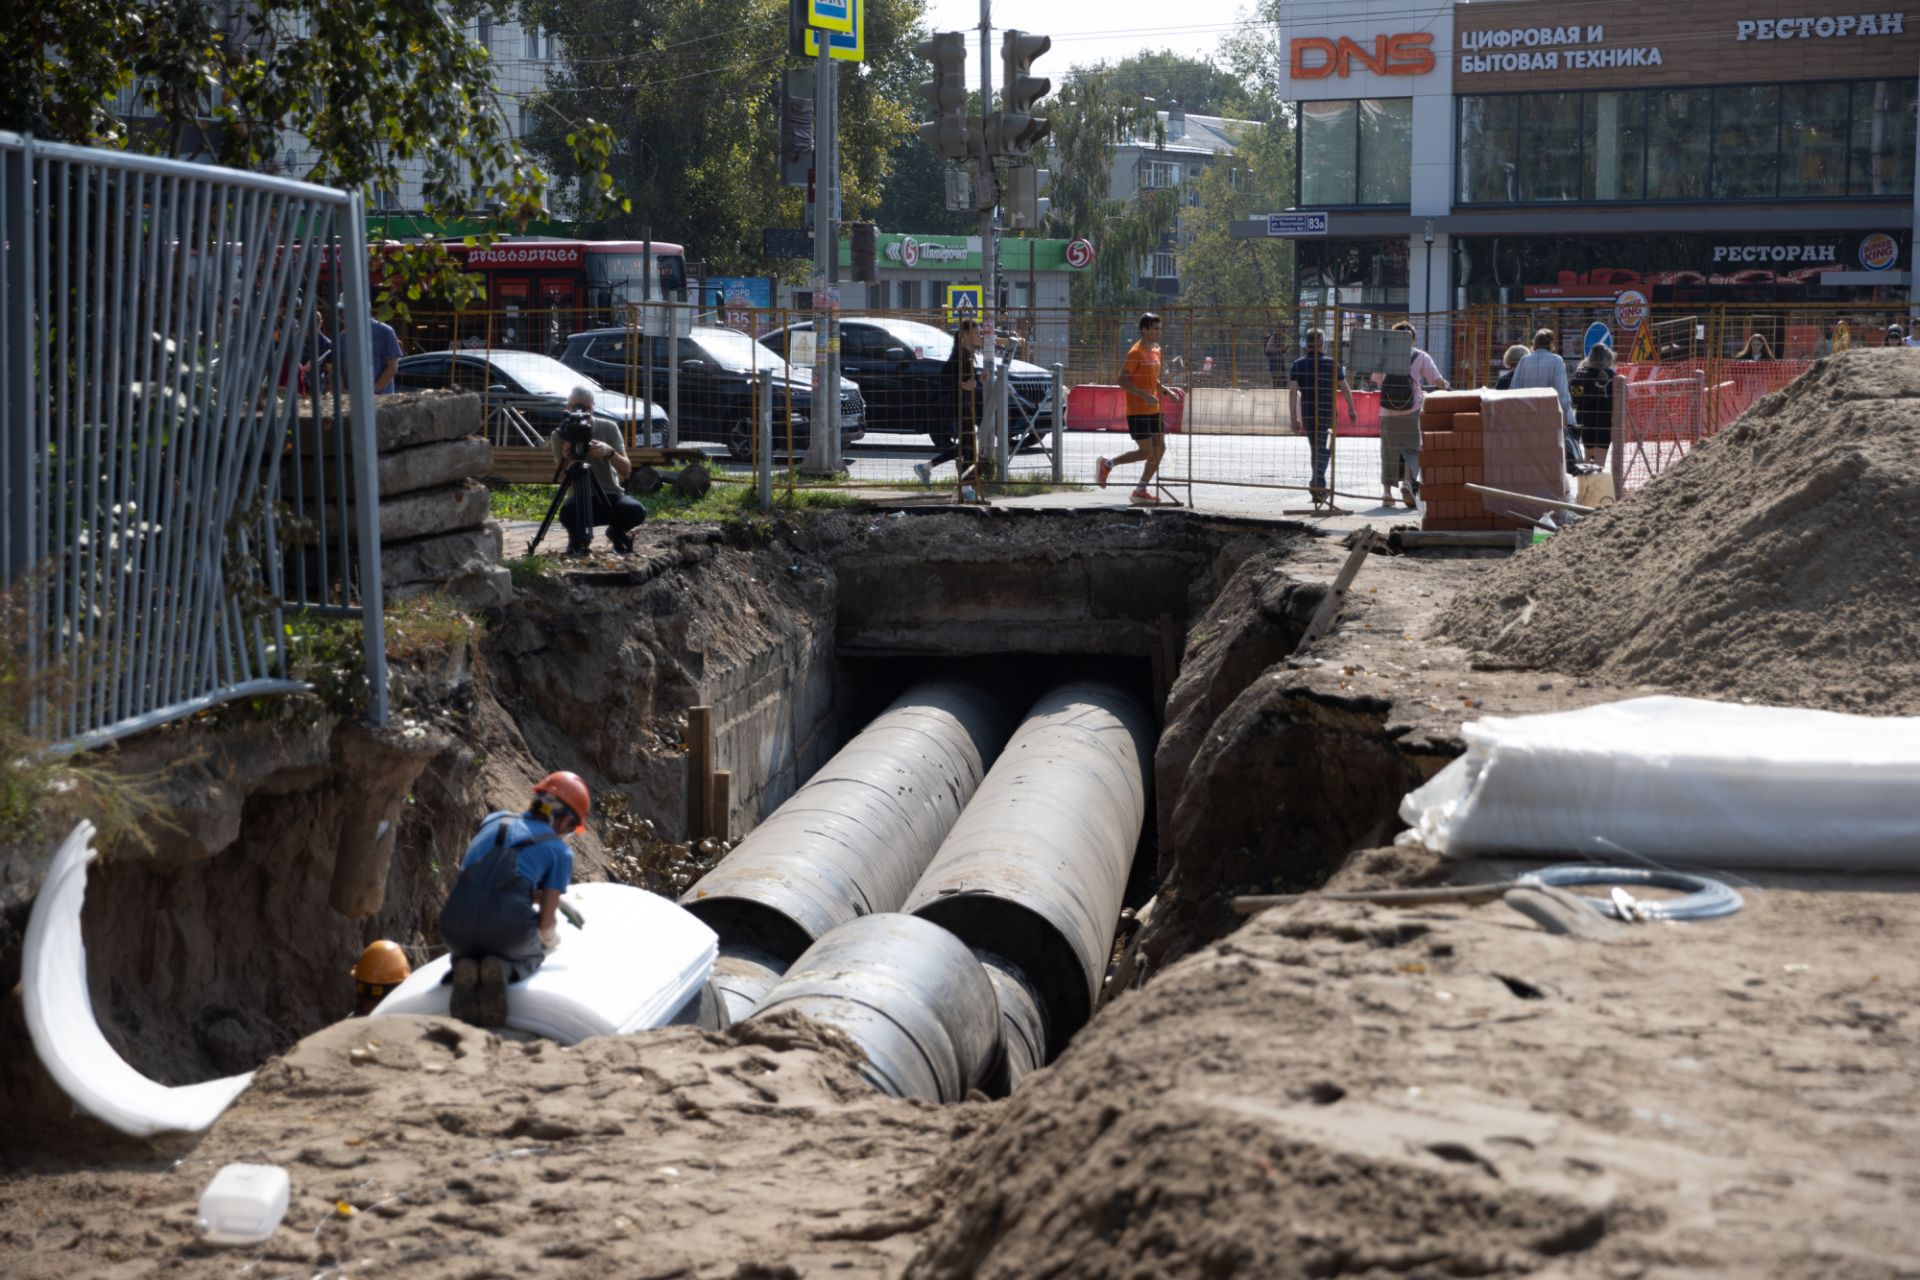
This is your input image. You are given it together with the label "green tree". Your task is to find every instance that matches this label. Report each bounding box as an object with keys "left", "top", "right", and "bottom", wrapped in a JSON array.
[
  {"left": 0, "top": 0, "right": 626, "bottom": 312},
  {"left": 520, "top": 0, "right": 925, "bottom": 273},
  {"left": 1097, "top": 51, "right": 1247, "bottom": 117},
  {"left": 874, "top": 134, "right": 973, "bottom": 234},
  {"left": 1043, "top": 67, "right": 1178, "bottom": 309},
  {"left": 1172, "top": 114, "right": 1295, "bottom": 309}
]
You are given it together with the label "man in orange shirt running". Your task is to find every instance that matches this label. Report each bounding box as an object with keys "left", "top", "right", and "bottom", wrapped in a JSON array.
[{"left": 1096, "top": 312, "right": 1180, "bottom": 504}]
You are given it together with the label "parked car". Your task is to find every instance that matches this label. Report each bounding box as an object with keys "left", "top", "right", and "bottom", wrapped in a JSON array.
[
  {"left": 390, "top": 350, "right": 671, "bottom": 448},
  {"left": 757, "top": 316, "right": 1054, "bottom": 452},
  {"left": 559, "top": 326, "right": 865, "bottom": 460}
]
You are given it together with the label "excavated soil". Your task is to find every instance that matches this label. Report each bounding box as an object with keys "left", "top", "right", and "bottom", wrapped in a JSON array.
[
  {"left": 1439, "top": 350, "right": 1920, "bottom": 712},
  {"left": 5, "top": 509, "right": 1919, "bottom": 1277}
]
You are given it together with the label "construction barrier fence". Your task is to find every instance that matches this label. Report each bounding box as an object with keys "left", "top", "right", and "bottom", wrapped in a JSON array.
[{"left": 386, "top": 300, "right": 1912, "bottom": 509}]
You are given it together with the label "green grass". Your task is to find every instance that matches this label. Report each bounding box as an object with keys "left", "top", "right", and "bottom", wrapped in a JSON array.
[{"left": 489, "top": 479, "right": 859, "bottom": 524}]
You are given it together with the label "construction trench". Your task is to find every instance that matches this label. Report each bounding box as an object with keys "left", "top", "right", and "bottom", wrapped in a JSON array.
[{"left": 5, "top": 351, "right": 1920, "bottom": 1280}]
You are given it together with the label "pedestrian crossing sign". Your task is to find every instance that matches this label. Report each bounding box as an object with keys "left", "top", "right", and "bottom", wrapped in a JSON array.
[
  {"left": 801, "top": 0, "right": 865, "bottom": 60},
  {"left": 945, "top": 284, "right": 982, "bottom": 324}
]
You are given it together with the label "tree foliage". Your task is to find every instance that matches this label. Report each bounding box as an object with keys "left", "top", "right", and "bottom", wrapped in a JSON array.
[
  {"left": 1043, "top": 68, "right": 1178, "bottom": 309},
  {"left": 1093, "top": 50, "right": 1247, "bottom": 117},
  {"left": 519, "top": 0, "right": 926, "bottom": 273},
  {"left": 1172, "top": 116, "right": 1296, "bottom": 310},
  {"left": 0, "top": 0, "right": 627, "bottom": 314}
]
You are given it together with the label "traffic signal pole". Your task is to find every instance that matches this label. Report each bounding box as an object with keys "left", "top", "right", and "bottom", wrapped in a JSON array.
[
  {"left": 978, "top": 0, "right": 1001, "bottom": 483},
  {"left": 806, "top": 32, "right": 837, "bottom": 476}
]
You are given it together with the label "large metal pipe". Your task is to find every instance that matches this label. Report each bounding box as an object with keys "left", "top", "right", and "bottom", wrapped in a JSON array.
[
  {"left": 975, "top": 949, "right": 1048, "bottom": 1094},
  {"left": 681, "top": 679, "right": 1017, "bottom": 962},
  {"left": 743, "top": 914, "right": 1002, "bottom": 1103},
  {"left": 902, "top": 681, "right": 1153, "bottom": 1058},
  {"left": 708, "top": 941, "right": 788, "bottom": 1027}
]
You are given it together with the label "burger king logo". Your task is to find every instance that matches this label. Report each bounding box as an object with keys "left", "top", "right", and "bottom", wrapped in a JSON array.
[
  {"left": 1614, "top": 289, "right": 1649, "bottom": 332},
  {"left": 1860, "top": 232, "right": 1898, "bottom": 272}
]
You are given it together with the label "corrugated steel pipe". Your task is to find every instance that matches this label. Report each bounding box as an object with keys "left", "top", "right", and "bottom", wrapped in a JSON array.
[
  {"left": 680, "top": 679, "right": 1018, "bottom": 962},
  {"left": 903, "top": 680, "right": 1153, "bottom": 1059},
  {"left": 743, "top": 913, "right": 1003, "bottom": 1103}
]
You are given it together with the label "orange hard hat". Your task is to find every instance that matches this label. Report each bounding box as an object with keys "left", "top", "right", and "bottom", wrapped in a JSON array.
[
  {"left": 351, "top": 940, "right": 411, "bottom": 987},
  {"left": 533, "top": 770, "right": 591, "bottom": 833}
]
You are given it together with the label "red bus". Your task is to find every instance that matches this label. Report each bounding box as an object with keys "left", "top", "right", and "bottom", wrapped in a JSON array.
[{"left": 366, "top": 238, "right": 690, "bottom": 353}]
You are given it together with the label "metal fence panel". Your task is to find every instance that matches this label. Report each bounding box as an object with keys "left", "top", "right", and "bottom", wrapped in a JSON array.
[{"left": 0, "top": 132, "right": 387, "bottom": 751}]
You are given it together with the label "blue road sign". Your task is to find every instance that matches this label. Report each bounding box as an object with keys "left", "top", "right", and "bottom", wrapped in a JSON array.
[{"left": 1265, "top": 212, "right": 1329, "bottom": 237}]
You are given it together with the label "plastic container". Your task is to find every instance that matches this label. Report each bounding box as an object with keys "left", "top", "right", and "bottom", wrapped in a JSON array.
[{"left": 196, "top": 1163, "right": 289, "bottom": 1244}]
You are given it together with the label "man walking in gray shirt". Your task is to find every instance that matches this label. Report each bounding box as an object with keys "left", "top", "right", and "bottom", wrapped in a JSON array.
[{"left": 1508, "top": 328, "right": 1574, "bottom": 428}]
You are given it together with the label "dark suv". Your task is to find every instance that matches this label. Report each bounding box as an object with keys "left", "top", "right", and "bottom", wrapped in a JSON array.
[
  {"left": 757, "top": 316, "right": 1053, "bottom": 452},
  {"left": 559, "top": 326, "right": 864, "bottom": 459}
]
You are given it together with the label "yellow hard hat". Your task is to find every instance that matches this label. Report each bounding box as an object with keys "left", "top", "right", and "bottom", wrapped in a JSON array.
[{"left": 351, "top": 940, "right": 411, "bottom": 987}]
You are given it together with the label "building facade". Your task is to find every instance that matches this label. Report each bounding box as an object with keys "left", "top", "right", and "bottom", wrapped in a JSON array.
[
  {"left": 1273, "top": 0, "right": 1920, "bottom": 327},
  {"left": 1094, "top": 105, "right": 1254, "bottom": 295}
]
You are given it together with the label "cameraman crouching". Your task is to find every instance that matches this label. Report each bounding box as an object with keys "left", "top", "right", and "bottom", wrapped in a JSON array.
[{"left": 551, "top": 387, "right": 648, "bottom": 555}]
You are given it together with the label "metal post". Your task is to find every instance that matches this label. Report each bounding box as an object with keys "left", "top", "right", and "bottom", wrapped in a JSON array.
[
  {"left": 757, "top": 368, "right": 773, "bottom": 511},
  {"left": 825, "top": 53, "right": 842, "bottom": 473},
  {"left": 1050, "top": 361, "right": 1064, "bottom": 484},
  {"left": 2, "top": 138, "right": 33, "bottom": 583},
  {"left": 805, "top": 32, "right": 833, "bottom": 476},
  {"left": 978, "top": 0, "right": 999, "bottom": 482},
  {"left": 667, "top": 303, "right": 680, "bottom": 448},
  {"left": 337, "top": 192, "right": 389, "bottom": 726}
]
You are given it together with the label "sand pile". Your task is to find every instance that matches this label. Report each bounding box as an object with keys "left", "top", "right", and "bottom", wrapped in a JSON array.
[{"left": 1440, "top": 350, "right": 1920, "bottom": 712}]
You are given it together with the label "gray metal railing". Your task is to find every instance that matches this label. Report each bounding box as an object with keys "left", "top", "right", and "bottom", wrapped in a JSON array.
[{"left": 1, "top": 133, "right": 388, "bottom": 751}]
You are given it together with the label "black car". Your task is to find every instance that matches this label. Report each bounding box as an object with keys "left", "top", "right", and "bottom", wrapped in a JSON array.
[
  {"left": 757, "top": 316, "right": 1054, "bottom": 452},
  {"left": 391, "top": 350, "right": 671, "bottom": 447},
  {"left": 559, "top": 326, "right": 865, "bottom": 460}
]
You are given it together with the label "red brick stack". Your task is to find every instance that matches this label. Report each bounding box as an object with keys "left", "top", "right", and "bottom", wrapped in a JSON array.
[
  {"left": 1418, "top": 388, "right": 1566, "bottom": 532},
  {"left": 1417, "top": 391, "right": 1497, "bottom": 530}
]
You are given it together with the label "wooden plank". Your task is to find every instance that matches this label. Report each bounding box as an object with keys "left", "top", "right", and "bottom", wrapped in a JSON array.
[
  {"left": 1396, "top": 531, "right": 1531, "bottom": 550},
  {"left": 487, "top": 444, "right": 719, "bottom": 486},
  {"left": 1292, "top": 528, "right": 1379, "bottom": 655},
  {"left": 709, "top": 770, "right": 731, "bottom": 843},
  {"left": 686, "top": 705, "right": 714, "bottom": 842}
]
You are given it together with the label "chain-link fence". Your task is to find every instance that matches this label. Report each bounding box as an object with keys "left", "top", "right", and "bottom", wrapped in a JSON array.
[{"left": 390, "top": 298, "right": 1901, "bottom": 509}]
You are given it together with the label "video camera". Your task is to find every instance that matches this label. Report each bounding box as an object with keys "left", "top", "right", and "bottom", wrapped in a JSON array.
[{"left": 558, "top": 410, "right": 598, "bottom": 460}]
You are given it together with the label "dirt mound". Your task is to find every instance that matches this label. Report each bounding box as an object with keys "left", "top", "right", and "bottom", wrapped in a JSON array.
[
  {"left": 908, "top": 887, "right": 1920, "bottom": 1279},
  {"left": 1439, "top": 350, "right": 1920, "bottom": 712},
  {"left": 0, "top": 1012, "right": 963, "bottom": 1277}
]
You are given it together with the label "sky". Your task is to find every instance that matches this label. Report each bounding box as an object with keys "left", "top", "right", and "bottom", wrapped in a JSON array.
[{"left": 918, "top": 0, "right": 1255, "bottom": 82}]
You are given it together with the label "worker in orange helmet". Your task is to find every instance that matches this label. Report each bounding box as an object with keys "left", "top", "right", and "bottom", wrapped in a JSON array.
[
  {"left": 350, "top": 940, "right": 411, "bottom": 1016},
  {"left": 439, "top": 772, "right": 588, "bottom": 1028}
]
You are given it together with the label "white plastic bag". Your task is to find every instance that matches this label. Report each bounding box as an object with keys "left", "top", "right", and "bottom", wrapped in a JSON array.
[{"left": 1400, "top": 696, "right": 1920, "bottom": 869}]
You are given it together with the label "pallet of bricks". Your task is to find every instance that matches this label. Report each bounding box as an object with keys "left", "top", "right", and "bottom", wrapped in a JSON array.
[{"left": 1418, "top": 389, "right": 1567, "bottom": 532}]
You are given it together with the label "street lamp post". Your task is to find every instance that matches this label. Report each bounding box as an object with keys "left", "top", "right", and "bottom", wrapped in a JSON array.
[{"left": 1422, "top": 219, "right": 1435, "bottom": 348}]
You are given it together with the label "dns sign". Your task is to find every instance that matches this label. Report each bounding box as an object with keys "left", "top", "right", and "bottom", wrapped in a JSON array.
[{"left": 1291, "top": 32, "right": 1435, "bottom": 79}]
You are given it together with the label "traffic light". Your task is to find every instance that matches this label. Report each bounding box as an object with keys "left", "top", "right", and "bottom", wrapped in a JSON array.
[
  {"left": 992, "top": 30, "right": 1051, "bottom": 156},
  {"left": 850, "top": 222, "right": 877, "bottom": 283},
  {"left": 916, "top": 32, "right": 973, "bottom": 160}
]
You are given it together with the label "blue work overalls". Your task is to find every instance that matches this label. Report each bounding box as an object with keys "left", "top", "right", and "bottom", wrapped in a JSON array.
[{"left": 438, "top": 815, "right": 553, "bottom": 982}]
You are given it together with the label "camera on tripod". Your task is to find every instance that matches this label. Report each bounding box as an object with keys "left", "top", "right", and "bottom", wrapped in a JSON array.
[{"left": 557, "top": 410, "right": 598, "bottom": 460}]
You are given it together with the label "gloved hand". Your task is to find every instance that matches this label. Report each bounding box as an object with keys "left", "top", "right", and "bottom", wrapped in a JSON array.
[{"left": 539, "top": 925, "right": 561, "bottom": 954}]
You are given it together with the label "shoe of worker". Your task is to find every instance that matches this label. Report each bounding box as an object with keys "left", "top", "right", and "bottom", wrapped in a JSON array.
[
  {"left": 1095, "top": 457, "right": 1113, "bottom": 489},
  {"left": 564, "top": 539, "right": 591, "bottom": 557},
  {"left": 609, "top": 531, "right": 635, "bottom": 554},
  {"left": 466, "top": 956, "right": 509, "bottom": 1029},
  {"left": 1129, "top": 487, "right": 1160, "bottom": 505},
  {"left": 448, "top": 957, "right": 481, "bottom": 1026},
  {"left": 1401, "top": 482, "right": 1417, "bottom": 508},
  {"left": 913, "top": 461, "right": 932, "bottom": 486}
]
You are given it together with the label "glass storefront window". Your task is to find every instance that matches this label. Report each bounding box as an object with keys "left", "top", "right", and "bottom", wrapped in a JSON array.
[
  {"left": 1780, "top": 83, "right": 1850, "bottom": 197},
  {"left": 1457, "top": 96, "right": 1519, "bottom": 204},
  {"left": 1852, "top": 78, "right": 1918, "bottom": 196},
  {"left": 1458, "top": 80, "right": 1911, "bottom": 204},
  {"left": 1517, "top": 92, "right": 1582, "bottom": 201},
  {"left": 1646, "top": 89, "right": 1712, "bottom": 200},
  {"left": 1300, "top": 100, "right": 1357, "bottom": 206},
  {"left": 1299, "top": 98, "right": 1411, "bottom": 206},
  {"left": 1583, "top": 92, "right": 1646, "bottom": 200},
  {"left": 1358, "top": 99, "right": 1413, "bottom": 204},
  {"left": 1713, "top": 85, "right": 1780, "bottom": 198}
]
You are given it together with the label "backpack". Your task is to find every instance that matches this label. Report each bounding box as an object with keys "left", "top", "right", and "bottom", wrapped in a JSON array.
[{"left": 1380, "top": 354, "right": 1418, "bottom": 413}]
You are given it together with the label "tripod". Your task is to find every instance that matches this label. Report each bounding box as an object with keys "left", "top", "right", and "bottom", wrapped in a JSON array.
[{"left": 527, "top": 453, "right": 598, "bottom": 556}]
